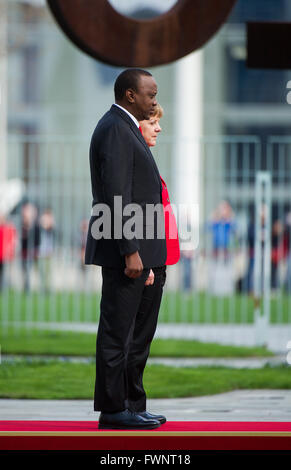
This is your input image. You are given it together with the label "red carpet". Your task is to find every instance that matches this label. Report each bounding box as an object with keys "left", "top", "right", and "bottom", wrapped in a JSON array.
[{"left": 1, "top": 420, "right": 291, "bottom": 450}]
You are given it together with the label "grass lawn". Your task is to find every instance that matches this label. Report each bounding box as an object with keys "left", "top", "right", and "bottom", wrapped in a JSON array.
[
  {"left": 1, "top": 289, "right": 291, "bottom": 324},
  {"left": 0, "top": 361, "right": 290, "bottom": 399},
  {"left": 0, "top": 328, "right": 274, "bottom": 358}
]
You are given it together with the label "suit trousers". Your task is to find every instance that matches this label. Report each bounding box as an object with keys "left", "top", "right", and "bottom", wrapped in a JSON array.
[{"left": 94, "top": 265, "right": 166, "bottom": 413}]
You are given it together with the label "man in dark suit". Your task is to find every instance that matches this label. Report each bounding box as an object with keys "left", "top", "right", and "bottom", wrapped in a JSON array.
[{"left": 85, "top": 69, "right": 167, "bottom": 430}]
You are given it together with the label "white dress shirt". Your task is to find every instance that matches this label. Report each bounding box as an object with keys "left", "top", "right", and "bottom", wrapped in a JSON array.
[{"left": 113, "top": 103, "right": 139, "bottom": 128}]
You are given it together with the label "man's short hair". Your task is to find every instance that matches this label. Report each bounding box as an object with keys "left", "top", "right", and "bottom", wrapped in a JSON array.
[{"left": 114, "top": 68, "right": 152, "bottom": 101}]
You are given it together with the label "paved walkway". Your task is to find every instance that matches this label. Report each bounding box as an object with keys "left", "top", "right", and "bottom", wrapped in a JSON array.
[
  {"left": 11, "top": 322, "right": 291, "bottom": 353},
  {"left": 2, "top": 354, "right": 288, "bottom": 368},
  {"left": 1, "top": 390, "right": 291, "bottom": 422}
]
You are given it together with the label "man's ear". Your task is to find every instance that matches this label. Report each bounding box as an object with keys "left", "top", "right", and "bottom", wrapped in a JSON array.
[{"left": 126, "top": 88, "right": 135, "bottom": 104}]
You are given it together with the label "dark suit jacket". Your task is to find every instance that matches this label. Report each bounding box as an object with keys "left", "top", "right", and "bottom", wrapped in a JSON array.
[{"left": 85, "top": 104, "right": 167, "bottom": 268}]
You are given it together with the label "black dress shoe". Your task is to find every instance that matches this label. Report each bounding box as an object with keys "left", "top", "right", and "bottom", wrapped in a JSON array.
[
  {"left": 98, "top": 409, "right": 161, "bottom": 430},
  {"left": 136, "top": 411, "right": 167, "bottom": 424}
]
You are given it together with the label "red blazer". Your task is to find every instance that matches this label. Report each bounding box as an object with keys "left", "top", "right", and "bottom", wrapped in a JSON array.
[{"left": 160, "top": 176, "right": 180, "bottom": 265}]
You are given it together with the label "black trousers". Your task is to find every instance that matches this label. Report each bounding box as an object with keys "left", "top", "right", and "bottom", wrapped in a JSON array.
[{"left": 94, "top": 265, "right": 166, "bottom": 413}]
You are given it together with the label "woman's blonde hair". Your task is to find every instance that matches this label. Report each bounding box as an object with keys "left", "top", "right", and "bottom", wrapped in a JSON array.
[{"left": 152, "top": 103, "right": 164, "bottom": 119}]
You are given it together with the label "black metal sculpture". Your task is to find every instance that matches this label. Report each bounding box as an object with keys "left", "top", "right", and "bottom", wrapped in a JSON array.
[{"left": 47, "top": 0, "right": 237, "bottom": 67}]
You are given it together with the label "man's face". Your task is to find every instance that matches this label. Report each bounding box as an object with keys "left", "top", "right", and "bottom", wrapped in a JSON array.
[{"left": 131, "top": 75, "right": 158, "bottom": 121}]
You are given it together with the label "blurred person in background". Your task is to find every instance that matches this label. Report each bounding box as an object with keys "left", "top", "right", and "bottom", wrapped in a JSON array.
[
  {"left": 270, "top": 219, "right": 285, "bottom": 293},
  {"left": 207, "top": 200, "right": 237, "bottom": 262},
  {"left": 20, "top": 202, "right": 41, "bottom": 293},
  {"left": 0, "top": 213, "right": 17, "bottom": 291},
  {"left": 283, "top": 211, "right": 291, "bottom": 294},
  {"left": 38, "top": 207, "right": 56, "bottom": 294},
  {"left": 245, "top": 214, "right": 256, "bottom": 294},
  {"left": 206, "top": 200, "right": 237, "bottom": 295},
  {"left": 178, "top": 208, "right": 195, "bottom": 292}
]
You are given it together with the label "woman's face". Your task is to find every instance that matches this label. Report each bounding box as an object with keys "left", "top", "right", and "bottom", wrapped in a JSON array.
[{"left": 139, "top": 116, "right": 162, "bottom": 147}]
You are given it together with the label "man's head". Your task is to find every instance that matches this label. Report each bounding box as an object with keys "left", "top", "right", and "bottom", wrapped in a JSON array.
[{"left": 114, "top": 68, "right": 157, "bottom": 121}]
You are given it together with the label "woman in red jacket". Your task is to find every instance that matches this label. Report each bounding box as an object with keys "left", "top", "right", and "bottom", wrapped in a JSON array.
[{"left": 139, "top": 103, "right": 180, "bottom": 287}]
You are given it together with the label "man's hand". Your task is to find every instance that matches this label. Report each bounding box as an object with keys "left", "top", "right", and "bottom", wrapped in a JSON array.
[
  {"left": 124, "top": 251, "right": 144, "bottom": 278},
  {"left": 145, "top": 269, "right": 154, "bottom": 286}
]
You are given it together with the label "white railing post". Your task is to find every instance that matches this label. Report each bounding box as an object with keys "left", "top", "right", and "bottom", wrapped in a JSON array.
[{"left": 254, "top": 171, "right": 271, "bottom": 346}]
